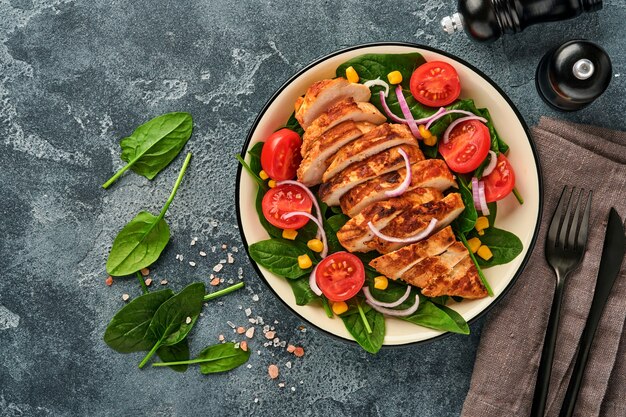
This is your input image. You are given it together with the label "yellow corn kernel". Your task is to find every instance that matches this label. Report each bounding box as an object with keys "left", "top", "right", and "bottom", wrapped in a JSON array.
[
  {"left": 374, "top": 276, "right": 389, "bottom": 290},
  {"left": 307, "top": 238, "right": 324, "bottom": 253},
  {"left": 423, "top": 135, "right": 438, "bottom": 147},
  {"left": 478, "top": 230, "right": 485, "bottom": 236},
  {"left": 268, "top": 179, "right": 277, "bottom": 188},
  {"left": 477, "top": 245, "right": 493, "bottom": 261},
  {"left": 297, "top": 254, "right": 312, "bottom": 269},
  {"left": 346, "top": 66, "right": 359, "bottom": 83},
  {"left": 387, "top": 70, "right": 403, "bottom": 85},
  {"left": 259, "top": 170, "right": 269, "bottom": 180},
  {"left": 467, "top": 237, "right": 482, "bottom": 254},
  {"left": 475, "top": 216, "right": 490, "bottom": 232},
  {"left": 418, "top": 124, "right": 432, "bottom": 139},
  {"left": 332, "top": 301, "right": 349, "bottom": 315},
  {"left": 282, "top": 229, "right": 298, "bottom": 240}
]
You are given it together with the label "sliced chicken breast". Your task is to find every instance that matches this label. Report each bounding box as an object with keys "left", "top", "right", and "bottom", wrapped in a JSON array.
[
  {"left": 318, "top": 145, "right": 423, "bottom": 206},
  {"left": 421, "top": 256, "right": 488, "bottom": 299},
  {"left": 302, "top": 98, "right": 386, "bottom": 149},
  {"left": 369, "top": 226, "right": 456, "bottom": 279},
  {"left": 399, "top": 242, "right": 469, "bottom": 288},
  {"left": 294, "top": 78, "right": 372, "bottom": 129},
  {"left": 367, "top": 192, "right": 465, "bottom": 253},
  {"left": 322, "top": 124, "right": 417, "bottom": 182},
  {"left": 340, "top": 159, "right": 456, "bottom": 217},
  {"left": 297, "top": 121, "right": 375, "bottom": 186}
]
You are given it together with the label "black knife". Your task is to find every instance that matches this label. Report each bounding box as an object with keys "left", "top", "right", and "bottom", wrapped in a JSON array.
[{"left": 558, "top": 207, "right": 626, "bottom": 417}]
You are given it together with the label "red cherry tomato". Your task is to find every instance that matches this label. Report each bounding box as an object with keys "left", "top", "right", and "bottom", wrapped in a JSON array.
[
  {"left": 438, "top": 119, "right": 491, "bottom": 174},
  {"left": 410, "top": 61, "right": 461, "bottom": 107},
  {"left": 261, "top": 184, "right": 312, "bottom": 229},
  {"left": 315, "top": 252, "right": 365, "bottom": 302},
  {"left": 483, "top": 154, "right": 516, "bottom": 203},
  {"left": 261, "top": 128, "right": 302, "bottom": 181}
]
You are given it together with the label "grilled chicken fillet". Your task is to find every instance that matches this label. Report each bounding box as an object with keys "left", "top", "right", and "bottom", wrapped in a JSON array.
[
  {"left": 318, "top": 145, "right": 423, "bottom": 206},
  {"left": 322, "top": 123, "right": 416, "bottom": 182},
  {"left": 296, "top": 121, "right": 375, "bottom": 186},
  {"left": 421, "top": 256, "right": 488, "bottom": 299},
  {"left": 340, "top": 159, "right": 456, "bottom": 217},
  {"left": 399, "top": 242, "right": 468, "bottom": 288},
  {"left": 294, "top": 78, "right": 372, "bottom": 130}
]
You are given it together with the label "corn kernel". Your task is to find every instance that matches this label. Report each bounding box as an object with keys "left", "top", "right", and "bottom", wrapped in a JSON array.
[
  {"left": 259, "top": 170, "right": 269, "bottom": 180},
  {"left": 478, "top": 230, "right": 485, "bottom": 236},
  {"left": 307, "top": 238, "right": 324, "bottom": 253},
  {"left": 387, "top": 70, "right": 403, "bottom": 85},
  {"left": 475, "top": 216, "right": 490, "bottom": 232},
  {"left": 418, "top": 124, "right": 432, "bottom": 139},
  {"left": 282, "top": 229, "right": 298, "bottom": 240},
  {"left": 268, "top": 179, "right": 277, "bottom": 188},
  {"left": 374, "top": 276, "right": 389, "bottom": 290},
  {"left": 297, "top": 254, "right": 312, "bottom": 269},
  {"left": 345, "top": 66, "right": 359, "bottom": 83},
  {"left": 332, "top": 301, "right": 349, "bottom": 315},
  {"left": 467, "top": 237, "right": 482, "bottom": 254},
  {"left": 477, "top": 245, "right": 493, "bottom": 261},
  {"left": 423, "top": 135, "right": 438, "bottom": 147}
]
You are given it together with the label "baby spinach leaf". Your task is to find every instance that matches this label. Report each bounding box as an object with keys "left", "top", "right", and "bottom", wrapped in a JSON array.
[
  {"left": 477, "top": 108, "right": 509, "bottom": 154},
  {"left": 152, "top": 342, "right": 250, "bottom": 374},
  {"left": 103, "top": 289, "right": 174, "bottom": 353},
  {"left": 473, "top": 227, "right": 523, "bottom": 267},
  {"left": 458, "top": 232, "right": 493, "bottom": 297},
  {"left": 102, "top": 112, "right": 193, "bottom": 188},
  {"left": 284, "top": 112, "right": 304, "bottom": 136},
  {"left": 288, "top": 277, "right": 320, "bottom": 306},
  {"left": 106, "top": 153, "right": 192, "bottom": 276},
  {"left": 247, "top": 141, "right": 264, "bottom": 176},
  {"left": 340, "top": 301, "right": 385, "bottom": 354},
  {"left": 401, "top": 300, "right": 469, "bottom": 335},
  {"left": 336, "top": 53, "right": 426, "bottom": 85},
  {"left": 157, "top": 339, "right": 190, "bottom": 373},
  {"left": 248, "top": 239, "right": 316, "bottom": 279},
  {"left": 138, "top": 282, "right": 206, "bottom": 368},
  {"left": 454, "top": 175, "right": 478, "bottom": 234},
  {"left": 326, "top": 214, "right": 349, "bottom": 232}
]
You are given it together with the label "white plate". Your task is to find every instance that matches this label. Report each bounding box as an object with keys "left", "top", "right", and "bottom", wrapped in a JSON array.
[{"left": 236, "top": 42, "right": 542, "bottom": 346}]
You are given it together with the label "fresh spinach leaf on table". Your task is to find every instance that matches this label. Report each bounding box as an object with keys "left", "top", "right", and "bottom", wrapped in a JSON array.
[
  {"left": 156, "top": 339, "right": 190, "bottom": 373},
  {"left": 106, "top": 153, "right": 192, "bottom": 277},
  {"left": 340, "top": 300, "right": 385, "bottom": 354},
  {"left": 102, "top": 112, "right": 193, "bottom": 188},
  {"left": 153, "top": 342, "right": 250, "bottom": 374},
  {"left": 471, "top": 227, "right": 523, "bottom": 267},
  {"left": 248, "top": 239, "right": 316, "bottom": 279}
]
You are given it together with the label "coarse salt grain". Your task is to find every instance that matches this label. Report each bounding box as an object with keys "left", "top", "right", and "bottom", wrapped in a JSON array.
[
  {"left": 185, "top": 316, "right": 192, "bottom": 324},
  {"left": 287, "top": 345, "right": 296, "bottom": 353},
  {"left": 278, "top": 382, "right": 285, "bottom": 388},
  {"left": 211, "top": 246, "right": 216, "bottom": 252},
  {"left": 105, "top": 276, "right": 113, "bottom": 286},
  {"left": 240, "top": 341, "right": 248, "bottom": 351},
  {"left": 252, "top": 294, "right": 259, "bottom": 302},
  {"left": 246, "top": 364, "right": 252, "bottom": 369},
  {"left": 218, "top": 334, "right": 225, "bottom": 341},
  {"left": 219, "top": 259, "right": 227, "bottom": 264},
  {"left": 294, "top": 347, "right": 305, "bottom": 357},
  {"left": 291, "top": 387, "right": 296, "bottom": 392},
  {"left": 199, "top": 251, "right": 207, "bottom": 257},
  {"left": 248, "top": 318, "right": 256, "bottom": 324},
  {"left": 245, "top": 327, "right": 255, "bottom": 338},
  {"left": 140, "top": 268, "right": 150, "bottom": 276},
  {"left": 268, "top": 364, "right": 279, "bottom": 379},
  {"left": 227, "top": 321, "right": 236, "bottom": 329},
  {"left": 160, "top": 279, "right": 168, "bottom": 285},
  {"left": 210, "top": 278, "right": 220, "bottom": 286},
  {"left": 236, "top": 327, "right": 245, "bottom": 334},
  {"left": 232, "top": 246, "right": 239, "bottom": 252},
  {"left": 227, "top": 253, "right": 234, "bottom": 264},
  {"left": 144, "top": 278, "right": 152, "bottom": 286},
  {"left": 264, "top": 331, "right": 275, "bottom": 340},
  {"left": 213, "top": 264, "right": 223, "bottom": 273},
  {"left": 285, "top": 361, "right": 292, "bottom": 369},
  {"left": 189, "top": 261, "right": 196, "bottom": 267},
  {"left": 222, "top": 244, "right": 227, "bottom": 249},
  {"left": 122, "top": 293, "right": 130, "bottom": 301},
  {"left": 245, "top": 308, "right": 252, "bottom": 317}
]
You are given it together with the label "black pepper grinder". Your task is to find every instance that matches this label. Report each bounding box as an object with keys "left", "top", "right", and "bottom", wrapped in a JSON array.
[
  {"left": 440, "top": 0, "right": 603, "bottom": 43},
  {"left": 536, "top": 40, "right": 612, "bottom": 111}
]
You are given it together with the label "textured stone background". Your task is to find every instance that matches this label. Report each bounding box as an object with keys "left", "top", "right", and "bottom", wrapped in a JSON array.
[{"left": 0, "top": 1, "right": 624, "bottom": 416}]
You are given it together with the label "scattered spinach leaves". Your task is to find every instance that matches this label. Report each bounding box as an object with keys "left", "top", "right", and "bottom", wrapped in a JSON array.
[{"left": 152, "top": 342, "right": 250, "bottom": 374}]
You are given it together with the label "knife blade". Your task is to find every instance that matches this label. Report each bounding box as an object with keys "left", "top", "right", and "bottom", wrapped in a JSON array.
[{"left": 558, "top": 207, "right": 626, "bottom": 417}]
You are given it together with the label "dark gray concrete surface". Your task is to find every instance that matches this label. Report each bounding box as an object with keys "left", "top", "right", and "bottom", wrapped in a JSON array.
[{"left": 0, "top": 1, "right": 624, "bottom": 416}]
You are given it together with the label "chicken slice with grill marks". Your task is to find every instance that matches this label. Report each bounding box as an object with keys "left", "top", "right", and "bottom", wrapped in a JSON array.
[
  {"left": 366, "top": 192, "right": 465, "bottom": 254},
  {"left": 369, "top": 226, "right": 456, "bottom": 279},
  {"left": 399, "top": 242, "right": 469, "bottom": 288},
  {"left": 296, "top": 121, "right": 375, "bottom": 186},
  {"left": 340, "top": 159, "right": 456, "bottom": 217},
  {"left": 318, "top": 145, "right": 423, "bottom": 207},
  {"left": 421, "top": 256, "right": 488, "bottom": 299},
  {"left": 336, "top": 189, "right": 440, "bottom": 253},
  {"left": 294, "top": 78, "right": 372, "bottom": 130},
  {"left": 301, "top": 98, "right": 386, "bottom": 155},
  {"left": 322, "top": 124, "right": 416, "bottom": 182}
]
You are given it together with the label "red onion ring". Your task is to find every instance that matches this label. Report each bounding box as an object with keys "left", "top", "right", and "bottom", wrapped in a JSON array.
[
  {"left": 425, "top": 109, "right": 477, "bottom": 130},
  {"left": 364, "top": 78, "right": 390, "bottom": 97},
  {"left": 363, "top": 286, "right": 411, "bottom": 308},
  {"left": 366, "top": 295, "right": 420, "bottom": 317},
  {"left": 481, "top": 151, "right": 498, "bottom": 177},
  {"left": 384, "top": 148, "right": 411, "bottom": 198},
  {"left": 442, "top": 116, "right": 488, "bottom": 144},
  {"left": 379, "top": 91, "right": 407, "bottom": 123},
  {"left": 394, "top": 86, "right": 420, "bottom": 138},
  {"left": 309, "top": 264, "right": 322, "bottom": 296},
  {"left": 478, "top": 181, "right": 490, "bottom": 215},
  {"left": 278, "top": 180, "right": 323, "bottom": 240},
  {"left": 281, "top": 211, "right": 328, "bottom": 258},
  {"left": 471, "top": 176, "right": 481, "bottom": 210},
  {"left": 367, "top": 218, "right": 438, "bottom": 244}
]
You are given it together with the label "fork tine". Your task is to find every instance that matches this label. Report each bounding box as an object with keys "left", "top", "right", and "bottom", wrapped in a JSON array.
[
  {"left": 558, "top": 187, "right": 576, "bottom": 247},
  {"left": 548, "top": 186, "right": 570, "bottom": 245},
  {"left": 576, "top": 190, "right": 593, "bottom": 251},
  {"left": 567, "top": 189, "right": 584, "bottom": 249}
]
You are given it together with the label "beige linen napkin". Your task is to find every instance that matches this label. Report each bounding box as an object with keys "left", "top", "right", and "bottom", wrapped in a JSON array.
[{"left": 461, "top": 117, "right": 626, "bottom": 417}]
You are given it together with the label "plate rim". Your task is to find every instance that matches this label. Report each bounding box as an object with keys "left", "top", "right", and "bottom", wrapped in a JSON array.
[{"left": 235, "top": 41, "right": 544, "bottom": 348}]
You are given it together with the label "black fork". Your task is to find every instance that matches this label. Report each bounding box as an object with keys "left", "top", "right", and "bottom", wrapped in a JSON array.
[{"left": 529, "top": 186, "right": 593, "bottom": 417}]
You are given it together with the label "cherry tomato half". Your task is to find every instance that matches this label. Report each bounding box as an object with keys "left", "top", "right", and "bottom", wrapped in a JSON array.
[
  {"left": 261, "top": 128, "right": 302, "bottom": 181},
  {"left": 410, "top": 61, "right": 461, "bottom": 107},
  {"left": 483, "top": 154, "right": 516, "bottom": 203},
  {"left": 438, "top": 119, "right": 491, "bottom": 174},
  {"left": 315, "top": 252, "right": 365, "bottom": 302},
  {"left": 261, "top": 183, "right": 312, "bottom": 229}
]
